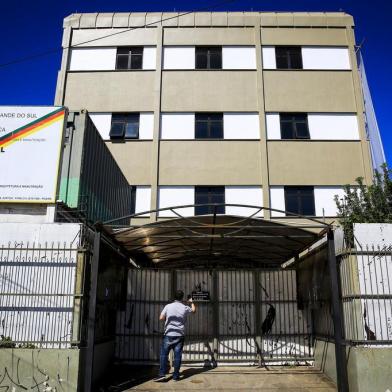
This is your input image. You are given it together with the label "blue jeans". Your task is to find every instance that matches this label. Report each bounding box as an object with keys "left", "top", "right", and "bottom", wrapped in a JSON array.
[{"left": 159, "top": 335, "right": 185, "bottom": 378}]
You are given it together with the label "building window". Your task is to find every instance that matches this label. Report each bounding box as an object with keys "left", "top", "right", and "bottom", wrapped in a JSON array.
[
  {"left": 116, "top": 47, "right": 143, "bottom": 70},
  {"left": 195, "top": 186, "right": 225, "bottom": 215},
  {"left": 195, "top": 113, "right": 223, "bottom": 139},
  {"left": 195, "top": 46, "right": 222, "bottom": 69},
  {"left": 275, "top": 46, "right": 302, "bottom": 69},
  {"left": 110, "top": 113, "right": 140, "bottom": 140},
  {"left": 284, "top": 186, "right": 315, "bottom": 216},
  {"left": 130, "top": 186, "right": 137, "bottom": 215},
  {"left": 280, "top": 113, "right": 310, "bottom": 139}
]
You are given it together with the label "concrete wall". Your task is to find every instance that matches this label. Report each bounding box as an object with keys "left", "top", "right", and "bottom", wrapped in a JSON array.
[
  {"left": 0, "top": 204, "right": 56, "bottom": 224},
  {"left": 268, "top": 141, "right": 369, "bottom": 185},
  {"left": 314, "top": 340, "right": 392, "bottom": 392},
  {"left": 314, "top": 340, "right": 337, "bottom": 384},
  {"left": 347, "top": 346, "right": 392, "bottom": 392},
  {"left": 263, "top": 71, "right": 356, "bottom": 112},
  {"left": 0, "top": 348, "right": 80, "bottom": 391},
  {"left": 161, "top": 71, "right": 258, "bottom": 112},
  {"left": 159, "top": 141, "right": 262, "bottom": 185}
]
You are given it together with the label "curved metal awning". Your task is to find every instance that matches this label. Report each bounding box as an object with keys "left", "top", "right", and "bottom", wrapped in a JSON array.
[{"left": 103, "top": 204, "right": 330, "bottom": 268}]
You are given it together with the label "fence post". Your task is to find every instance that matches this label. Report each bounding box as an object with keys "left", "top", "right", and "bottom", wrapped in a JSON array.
[
  {"left": 254, "top": 270, "right": 263, "bottom": 366},
  {"left": 210, "top": 269, "right": 219, "bottom": 366},
  {"left": 327, "top": 229, "right": 349, "bottom": 392},
  {"left": 84, "top": 231, "right": 101, "bottom": 392}
]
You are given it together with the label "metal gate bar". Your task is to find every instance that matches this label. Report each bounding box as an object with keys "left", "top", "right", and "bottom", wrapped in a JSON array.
[{"left": 116, "top": 268, "right": 314, "bottom": 364}]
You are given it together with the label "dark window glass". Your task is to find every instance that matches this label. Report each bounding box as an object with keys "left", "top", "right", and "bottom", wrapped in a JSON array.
[
  {"left": 280, "top": 113, "right": 309, "bottom": 139},
  {"left": 195, "top": 113, "right": 223, "bottom": 139},
  {"left": 110, "top": 113, "right": 140, "bottom": 140},
  {"left": 116, "top": 55, "right": 129, "bottom": 70},
  {"left": 284, "top": 186, "right": 315, "bottom": 216},
  {"left": 124, "top": 116, "right": 139, "bottom": 138},
  {"left": 130, "top": 186, "right": 137, "bottom": 215},
  {"left": 195, "top": 46, "right": 222, "bottom": 69},
  {"left": 116, "top": 47, "right": 143, "bottom": 70},
  {"left": 195, "top": 186, "right": 225, "bottom": 215},
  {"left": 275, "top": 46, "right": 302, "bottom": 69},
  {"left": 109, "top": 122, "right": 125, "bottom": 139}
]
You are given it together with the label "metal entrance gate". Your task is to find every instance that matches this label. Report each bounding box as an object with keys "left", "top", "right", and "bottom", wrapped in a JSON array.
[{"left": 116, "top": 269, "right": 313, "bottom": 364}]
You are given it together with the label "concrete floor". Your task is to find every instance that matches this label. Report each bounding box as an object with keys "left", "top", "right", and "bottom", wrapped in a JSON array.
[{"left": 102, "top": 366, "right": 337, "bottom": 391}]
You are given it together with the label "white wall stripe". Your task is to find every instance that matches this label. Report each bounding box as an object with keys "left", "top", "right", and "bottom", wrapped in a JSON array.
[
  {"left": 222, "top": 46, "right": 257, "bottom": 69},
  {"left": 225, "top": 186, "right": 263, "bottom": 216},
  {"left": 163, "top": 46, "right": 195, "bottom": 69},
  {"left": 158, "top": 186, "right": 195, "bottom": 217},
  {"left": 135, "top": 186, "right": 151, "bottom": 216}
]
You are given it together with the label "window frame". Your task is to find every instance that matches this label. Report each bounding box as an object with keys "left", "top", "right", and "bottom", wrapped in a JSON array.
[
  {"left": 195, "top": 186, "right": 225, "bottom": 215},
  {"left": 279, "top": 113, "right": 310, "bottom": 140},
  {"left": 109, "top": 113, "right": 140, "bottom": 140},
  {"left": 195, "top": 46, "right": 222, "bottom": 70},
  {"left": 284, "top": 186, "right": 315, "bottom": 216},
  {"left": 115, "top": 47, "right": 144, "bottom": 70},
  {"left": 275, "top": 46, "right": 303, "bottom": 70},
  {"left": 130, "top": 186, "right": 137, "bottom": 215},
  {"left": 195, "top": 113, "right": 224, "bottom": 139}
]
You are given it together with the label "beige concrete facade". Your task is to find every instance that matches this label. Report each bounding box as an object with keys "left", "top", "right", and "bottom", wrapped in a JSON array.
[
  {"left": 159, "top": 141, "right": 262, "bottom": 185},
  {"left": 107, "top": 142, "right": 153, "bottom": 185},
  {"left": 263, "top": 71, "right": 357, "bottom": 113},
  {"left": 268, "top": 141, "right": 371, "bottom": 185},
  {"left": 56, "top": 11, "right": 374, "bottom": 223},
  {"left": 261, "top": 27, "right": 349, "bottom": 46},
  {"left": 161, "top": 71, "right": 259, "bottom": 112},
  {"left": 64, "top": 72, "right": 156, "bottom": 112}
]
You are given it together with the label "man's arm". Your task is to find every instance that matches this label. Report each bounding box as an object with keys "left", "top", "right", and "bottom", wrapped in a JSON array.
[
  {"left": 188, "top": 298, "right": 196, "bottom": 313},
  {"left": 159, "top": 306, "right": 167, "bottom": 321}
]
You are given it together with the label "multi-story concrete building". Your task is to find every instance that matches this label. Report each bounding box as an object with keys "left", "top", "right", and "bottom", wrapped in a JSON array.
[
  {"left": 1, "top": 11, "right": 389, "bottom": 392},
  {"left": 55, "top": 11, "right": 378, "bottom": 226}
]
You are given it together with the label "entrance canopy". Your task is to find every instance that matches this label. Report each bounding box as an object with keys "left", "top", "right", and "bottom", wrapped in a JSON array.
[{"left": 103, "top": 204, "right": 330, "bottom": 268}]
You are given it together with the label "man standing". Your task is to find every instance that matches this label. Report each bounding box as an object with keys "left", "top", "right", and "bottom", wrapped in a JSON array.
[{"left": 154, "top": 289, "right": 196, "bottom": 381}]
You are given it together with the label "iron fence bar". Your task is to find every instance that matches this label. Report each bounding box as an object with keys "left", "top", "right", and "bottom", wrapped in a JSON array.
[
  {"left": 338, "top": 249, "right": 392, "bottom": 256},
  {"left": 345, "top": 340, "right": 392, "bottom": 345},
  {"left": 84, "top": 231, "right": 100, "bottom": 392},
  {"left": 0, "top": 340, "right": 80, "bottom": 344},
  {"left": 327, "top": 230, "right": 349, "bottom": 392},
  {"left": 342, "top": 294, "right": 392, "bottom": 300},
  {"left": 0, "top": 247, "right": 86, "bottom": 252},
  {"left": 1, "top": 293, "right": 84, "bottom": 297},
  {"left": 212, "top": 270, "right": 219, "bottom": 366},
  {"left": 254, "top": 270, "right": 263, "bottom": 367}
]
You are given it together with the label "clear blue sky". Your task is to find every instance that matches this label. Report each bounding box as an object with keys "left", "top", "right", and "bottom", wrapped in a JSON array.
[{"left": 1, "top": 0, "right": 390, "bottom": 164}]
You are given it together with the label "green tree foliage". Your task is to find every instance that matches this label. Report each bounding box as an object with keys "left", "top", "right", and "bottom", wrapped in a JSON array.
[
  {"left": 334, "top": 163, "right": 392, "bottom": 245},
  {"left": 0, "top": 335, "right": 16, "bottom": 348}
]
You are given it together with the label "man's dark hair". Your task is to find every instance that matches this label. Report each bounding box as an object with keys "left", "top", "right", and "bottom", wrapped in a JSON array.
[{"left": 174, "top": 290, "right": 184, "bottom": 301}]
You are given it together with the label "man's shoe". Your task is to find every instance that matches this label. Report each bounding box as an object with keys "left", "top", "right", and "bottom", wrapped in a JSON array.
[
  {"left": 172, "top": 376, "right": 180, "bottom": 381},
  {"left": 153, "top": 375, "right": 166, "bottom": 382}
]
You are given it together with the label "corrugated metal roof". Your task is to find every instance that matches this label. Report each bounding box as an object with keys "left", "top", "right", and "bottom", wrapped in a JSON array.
[{"left": 106, "top": 214, "right": 328, "bottom": 268}]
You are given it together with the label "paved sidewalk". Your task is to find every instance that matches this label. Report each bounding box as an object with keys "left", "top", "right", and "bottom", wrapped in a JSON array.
[{"left": 102, "top": 366, "right": 336, "bottom": 391}]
